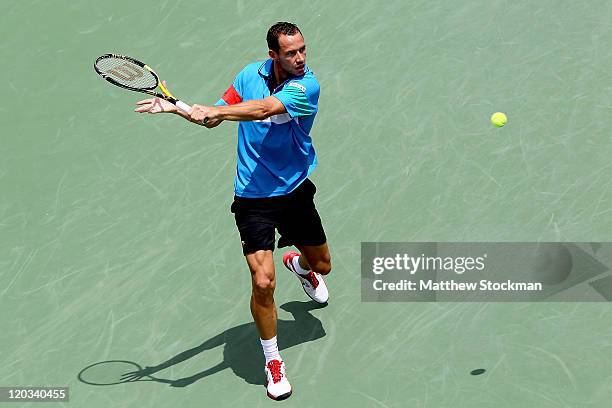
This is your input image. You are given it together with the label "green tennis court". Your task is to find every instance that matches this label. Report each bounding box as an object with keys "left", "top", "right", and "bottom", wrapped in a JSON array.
[{"left": 2, "top": 1, "right": 612, "bottom": 406}]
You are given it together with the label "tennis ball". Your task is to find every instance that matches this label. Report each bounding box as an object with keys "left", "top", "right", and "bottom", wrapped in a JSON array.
[{"left": 491, "top": 112, "right": 507, "bottom": 127}]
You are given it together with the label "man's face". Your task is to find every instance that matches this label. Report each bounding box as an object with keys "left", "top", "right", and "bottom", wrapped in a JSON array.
[{"left": 270, "top": 33, "right": 306, "bottom": 77}]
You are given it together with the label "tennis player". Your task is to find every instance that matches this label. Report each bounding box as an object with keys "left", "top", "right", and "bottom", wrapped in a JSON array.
[{"left": 135, "top": 22, "right": 331, "bottom": 400}]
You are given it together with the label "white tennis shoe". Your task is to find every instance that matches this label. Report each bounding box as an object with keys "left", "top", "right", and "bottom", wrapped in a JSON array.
[
  {"left": 265, "top": 359, "right": 292, "bottom": 401},
  {"left": 283, "top": 251, "right": 329, "bottom": 304}
]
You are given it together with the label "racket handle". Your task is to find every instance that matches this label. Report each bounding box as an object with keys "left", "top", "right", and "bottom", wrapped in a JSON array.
[{"left": 175, "top": 100, "right": 192, "bottom": 113}]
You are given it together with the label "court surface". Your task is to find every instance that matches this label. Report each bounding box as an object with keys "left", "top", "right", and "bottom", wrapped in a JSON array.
[{"left": 2, "top": 1, "right": 612, "bottom": 406}]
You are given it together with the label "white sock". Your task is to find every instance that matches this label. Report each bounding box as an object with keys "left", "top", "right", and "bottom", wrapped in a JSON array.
[
  {"left": 292, "top": 256, "right": 310, "bottom": 276},
  {"left": 260, "top": 336, "right": 282, "bottom": 364}
]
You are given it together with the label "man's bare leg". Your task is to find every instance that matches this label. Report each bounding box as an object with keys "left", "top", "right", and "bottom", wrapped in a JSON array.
[
  {"left": 245, "top": 249, "right": 292, "bottom": 400},
  {"left": 295, "top": 242, "right": 332, "bottom": 276},
  {"left": 245, "top": 249, "right": 277, "bottom": 339}
]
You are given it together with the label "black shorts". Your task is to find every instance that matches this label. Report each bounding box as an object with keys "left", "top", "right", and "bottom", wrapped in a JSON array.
[{"left": 230, "top": 178, "right": 327, "bottom": 255}]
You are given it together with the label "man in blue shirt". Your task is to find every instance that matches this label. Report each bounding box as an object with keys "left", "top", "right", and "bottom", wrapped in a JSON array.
[{"left": 135, "top": 22, "right": 331, "bottom": 401}]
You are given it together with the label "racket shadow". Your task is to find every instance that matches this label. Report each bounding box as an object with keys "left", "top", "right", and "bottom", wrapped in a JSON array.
[{"left": 78, "top": 300, "right": 327, "bottom": 388}]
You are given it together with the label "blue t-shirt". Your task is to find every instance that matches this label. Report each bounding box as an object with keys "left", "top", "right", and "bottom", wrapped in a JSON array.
[{"left": 216, "top": 59, "right": 320, "bottom": 198}]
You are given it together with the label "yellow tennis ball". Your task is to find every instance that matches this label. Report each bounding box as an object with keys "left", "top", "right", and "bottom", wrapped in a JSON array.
[{"left": 491, "top": 112, "right": 507, "bottom": 127}]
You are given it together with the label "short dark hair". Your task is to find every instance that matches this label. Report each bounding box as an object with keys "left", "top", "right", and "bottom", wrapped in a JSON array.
[{"left": 266, "top": 22, "right": 302, "bottom": 53}]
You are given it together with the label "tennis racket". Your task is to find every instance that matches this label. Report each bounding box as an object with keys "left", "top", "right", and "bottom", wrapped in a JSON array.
[{"left": 94, "top": 53, "right": 191, "bottom": 113}]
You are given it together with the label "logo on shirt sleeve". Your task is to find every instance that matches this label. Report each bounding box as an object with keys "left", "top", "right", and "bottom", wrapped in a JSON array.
[{"left": 287, "top": 82, "right": 306, "bottom": 93}]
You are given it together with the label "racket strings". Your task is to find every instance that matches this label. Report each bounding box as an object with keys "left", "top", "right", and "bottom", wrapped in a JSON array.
[{"left": 95, "top": 57, "right": 157, "bottom": 89}]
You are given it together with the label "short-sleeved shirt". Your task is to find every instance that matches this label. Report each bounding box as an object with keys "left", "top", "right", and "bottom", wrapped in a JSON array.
[{"left": 215, "top": 59, "right": 320, "bottom": 198}]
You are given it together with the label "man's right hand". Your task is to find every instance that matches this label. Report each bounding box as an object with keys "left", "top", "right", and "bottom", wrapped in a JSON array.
[{"left": 202, "top": 118, "right": 223, "bottom": 128}]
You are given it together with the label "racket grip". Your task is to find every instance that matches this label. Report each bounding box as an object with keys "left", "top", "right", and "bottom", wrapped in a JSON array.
[{"left": 175, "top": 100, "right": 192, "bottom": 113}]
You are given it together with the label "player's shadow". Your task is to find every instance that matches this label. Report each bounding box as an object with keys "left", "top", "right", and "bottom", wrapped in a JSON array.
[{"left": 131, "top": 300, "right": 326, "bottom": 387}]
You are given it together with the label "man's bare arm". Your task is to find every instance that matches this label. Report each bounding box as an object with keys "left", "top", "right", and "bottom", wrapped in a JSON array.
[
  {"left": 189, "top": 96, "right": 286, "bottom": 124},
  {"left": 134, "top": 92, "right": 283, "bottom": 128}
]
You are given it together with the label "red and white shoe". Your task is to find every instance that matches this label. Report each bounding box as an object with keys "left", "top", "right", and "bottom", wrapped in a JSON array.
[
  {"left": 283, "top": 251, "right": 329, "bottom": 304},
  {"left": 265, "top": 359, "right": 292, "bottom": 401}
]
